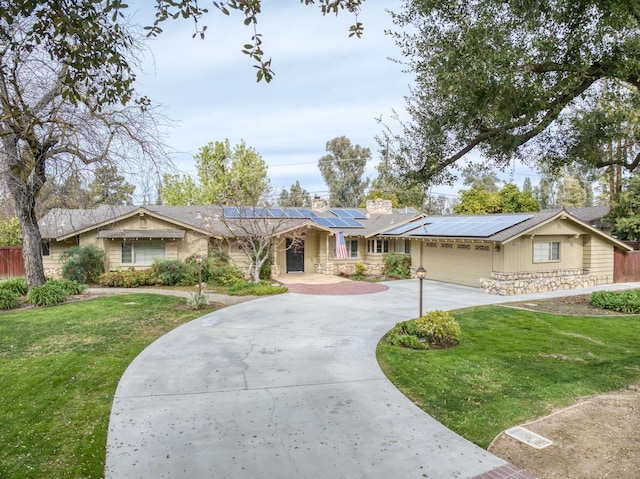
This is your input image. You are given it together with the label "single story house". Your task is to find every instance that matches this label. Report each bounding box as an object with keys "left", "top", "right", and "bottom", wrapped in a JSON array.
[{"left": 38, "top": 199, "right": 629, "bottom": 295}]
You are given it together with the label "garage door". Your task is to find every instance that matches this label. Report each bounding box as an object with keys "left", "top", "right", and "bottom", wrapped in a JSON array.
[{"left": 422, "top": 242, "right": 493, "bottom": 287}]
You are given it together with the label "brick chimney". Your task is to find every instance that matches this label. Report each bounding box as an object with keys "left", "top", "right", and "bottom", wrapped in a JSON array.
[{"left": 312, "top": 196, "right": 329, "bottom": 212}]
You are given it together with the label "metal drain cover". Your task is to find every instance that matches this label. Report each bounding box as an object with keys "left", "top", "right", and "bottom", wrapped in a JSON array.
[{"left": 504, "top": 426, "right": 553, "bottom": 449}]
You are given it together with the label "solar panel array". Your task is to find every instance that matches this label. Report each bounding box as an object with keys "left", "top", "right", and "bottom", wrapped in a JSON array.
[
  {"left": 331, "top": 209, "right": 366, "bottom": 219},
  {"left": 312, "top": 217, "right": 364, "bottom": 228},
  {"left": 385, "top": 214, "right": 533, "bottom": 238}
]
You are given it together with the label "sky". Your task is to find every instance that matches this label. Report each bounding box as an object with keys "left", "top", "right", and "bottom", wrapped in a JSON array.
[{"left": 129, "top": 1, "right": 539, "bottom": 204}]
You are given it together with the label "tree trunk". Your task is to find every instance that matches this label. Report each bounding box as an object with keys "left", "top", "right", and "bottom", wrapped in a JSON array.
[{"left": 18, "top": 205, "right": 46, "bottom": 289}]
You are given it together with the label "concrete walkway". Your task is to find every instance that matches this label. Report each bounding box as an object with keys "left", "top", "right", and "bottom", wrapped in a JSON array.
[{"left": 104, "top": 280, "right": 640, "bottom": 479}]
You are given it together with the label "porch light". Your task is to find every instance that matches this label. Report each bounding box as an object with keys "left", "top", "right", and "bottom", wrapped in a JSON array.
[{"left": 416, "top": 265, "right": 426, "bottom": 317}]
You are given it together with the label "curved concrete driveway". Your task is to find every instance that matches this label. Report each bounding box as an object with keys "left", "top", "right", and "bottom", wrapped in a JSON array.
[{"left": 105, "top": 280, "right": 638, "bottom": 478}]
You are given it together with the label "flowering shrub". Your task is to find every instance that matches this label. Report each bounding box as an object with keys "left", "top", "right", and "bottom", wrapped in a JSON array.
[
  {"left": 60, "top": 245, "right": 105, "bottom": 283},
  {"left": 415, "top": 310, "right": 461, "bottom": 348}
]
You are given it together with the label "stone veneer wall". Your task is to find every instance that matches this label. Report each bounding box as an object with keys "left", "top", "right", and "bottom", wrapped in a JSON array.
[
  {"left": 315, "top": 262, "right": 386, "bottom": 277},
  {"left": 480, "top": 268, "right": 597, "bottom": 295}
]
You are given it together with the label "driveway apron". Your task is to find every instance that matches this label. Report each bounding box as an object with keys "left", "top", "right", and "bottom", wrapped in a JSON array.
[{"left": 104, "top": 280, "right": 639, "bottom": 478}]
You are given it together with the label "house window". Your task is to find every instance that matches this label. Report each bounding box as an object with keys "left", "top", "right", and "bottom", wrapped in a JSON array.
[
  {"left": 349, "top": 239, "right": 358, "bottom": 258},
  {"left": 121, "top": 241, "right": 166, "bottom": 265},
  {"left": 533, "top": 241, "right": 560, "bottom": 262},
  {"left": 367, "top": 239, "right": 389, "bottom": 254},
  {"left": 394, "top": 239, "right": 410, "bottom": 254},
  {"left": 42, "top": 242, "right": 50, "bottom": 256}
]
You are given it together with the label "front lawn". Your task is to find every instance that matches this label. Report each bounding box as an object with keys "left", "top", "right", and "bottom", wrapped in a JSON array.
[
  {"left": 0, "top": 294, "right": 216, "bottom": 479},
  {"left": 377, "top": 306, "right": 640, "bottom": 448}
]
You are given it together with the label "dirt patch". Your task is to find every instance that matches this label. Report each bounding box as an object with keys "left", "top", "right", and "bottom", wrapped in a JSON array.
[{"left": 488, "top": 294, "right": 640, "bottom": 478}]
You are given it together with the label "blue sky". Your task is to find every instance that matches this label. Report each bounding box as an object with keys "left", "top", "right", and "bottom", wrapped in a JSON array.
[{"left": 130, "top": 1, "right": 541, "bottom": 204}]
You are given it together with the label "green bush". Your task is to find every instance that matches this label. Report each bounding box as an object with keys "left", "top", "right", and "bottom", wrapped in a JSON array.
[
  {"left": 27, "top": 281, "right": 68, "bottom": 307},
  {"left": 0, "top": 289, "right": 20, "bottom": 309},
  {"left": 152, "top": 259, "right": 198, "bottom": 286},
  {"left": 60, "top": 245, "right": 105, "bottom": 283},
  {"left": 99, "top": 269, "right": 157, "bottom": 288},
  {"left": 204, "top": 251, "right": 244, "bottom": 285},
  {"left": 383, "top": 320, "right": 430, "bottom": 350},
  {"left": 0, "top": 277, "right": 28, "bottom": 296},
  {"left": 50, "top": 278, "right": 87, "bottom": 295},
  {"left": 383, "top": 254, "right": 411, "bottom": 279},
  {"left": 227, "top": 280, "right": 287, "bottom": 296},
  {"left": 416, "top": 310, "right": 461, "bottom": 348},
  {"left": 589, "top": 289, "right": 640, "bottom": 313},
  {"left": 353, "top": 263, "right": 366, "bottom": 280}
]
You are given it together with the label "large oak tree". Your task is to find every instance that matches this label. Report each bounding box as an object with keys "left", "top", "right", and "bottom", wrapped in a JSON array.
[{"left": 385, "top": 1, "right": 640, "bottom": 186}]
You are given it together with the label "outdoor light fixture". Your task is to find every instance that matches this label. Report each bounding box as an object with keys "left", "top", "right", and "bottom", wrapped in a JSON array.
[{"left": 416, "top": 265, "right": 426, "bottom": 317}]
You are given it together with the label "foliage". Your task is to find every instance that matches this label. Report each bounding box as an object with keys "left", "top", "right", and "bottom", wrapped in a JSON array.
[
  {"left": 51, "top": 279, "right": 87, "bottom": 296},
  {"left": 36, "top": 173, "right": 92, "bottom": 216},
  {"left": 361, "top": 190, "right": 399, "bottom": 208},
  {"left": 461, "top": 164, "right": 499, "bottom": 193},
  {"left": 383, "top": 320, "right": 430, "bottom": 350},
  {"left": 377, "top": 305, "right": 640, "bottom": 448},
  {"left": 318, "top": 136, "right": 371, "bottom": 207},
  {"left": 258, "top": 254, "right": 272, "bottom": 281},
  {"left": 99, "top": 269, "right": 158, "bottom": 288},
  {"left": 227, "top": 280, "right": 287, "bottom": 296},
  {"left": 162, "top": 139, "right": 271, "bottom": 206},
  {"left": 383, "top": 254, "right": 411, "bottom": 279},
  {"left": 0, "top": 294, "right": 212, "bottom": 478},
  {"left": 607, "top": 173, "right": 640, "bottom": 240},
  {"left": 589, "top": 289, "right": 640, "bottom": 314},
  {"left": 384, "top": 1, "right": 640, "bottom": 186},
  {"left": 152, "top": 259, "right": 198, "bottom": 286},
  {"left": 186, "top": 292, "right": 208, "bottom": 310},
  {"left": 0, "top": 290, "right": 20, "bottom": 310},
  {"left": 415, "top": 310, "right": 461, "bottom": 348},
  {"left": 454, "top": 184, "right": 539, "bottom": 215},
  {"left": 27, "top": 282, "right": 68, "bottom": 307},
  {"left": 353, "top": 263, "right": 366, "bottom": 280},
  {"left": 89, "top": 164, "right": 135, "bottom": 206},
  {"left": 0, "top": 277, "right": 28, "bottom": 296},
  {"left": 279, "top": 181, "right": 311, "bottom": 207},
  {"left": 60, "top": 245, "right": 106, "bottom": 284},
  {"left": 205, "top": 256, "right": 244, "bottom": 286},
  {"left": 0, "top": 217, "right": 22, "bottom": 246}
]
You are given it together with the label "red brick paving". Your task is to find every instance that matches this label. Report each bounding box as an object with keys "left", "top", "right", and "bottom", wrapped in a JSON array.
[
  {"left": 286, "top": 280, "right": 389, "bottom": 295},
  {"left": 472, "top": 463, "right": 537, "bottom": 479}
]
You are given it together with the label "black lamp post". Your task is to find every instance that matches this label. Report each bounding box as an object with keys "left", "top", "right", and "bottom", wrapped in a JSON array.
[
  {"left": 416, "top": 265, "right": 426, "bottom": 317},
  {"left": 196, "top": 254, "right": 203, "bottom": 296}
]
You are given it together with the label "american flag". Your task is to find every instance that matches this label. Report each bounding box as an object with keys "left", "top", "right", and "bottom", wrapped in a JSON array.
[{"left": 336, "top": 231, "right": 348, "bottom": 260}]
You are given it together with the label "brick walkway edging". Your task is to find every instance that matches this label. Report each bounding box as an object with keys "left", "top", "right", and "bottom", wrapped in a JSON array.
[{"left": 286, "top": 280, "right": 389, "bottom": 295}]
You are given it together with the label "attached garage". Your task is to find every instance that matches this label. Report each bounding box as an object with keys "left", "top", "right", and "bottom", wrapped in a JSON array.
[{"left": 420, "top": 241, "right": 493, "bottom": 287}]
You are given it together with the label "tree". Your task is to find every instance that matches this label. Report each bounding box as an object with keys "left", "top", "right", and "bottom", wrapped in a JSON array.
[
  {"left": 556, "top": 176, "right": 588, "bottom": 208},
  {"left": 0, "top": 13, "right": 166, "bottom": 289},
  {"left": 89, "top": 164, "right": 135, "bottom": 205},
  {"left": 0, "top": 217, "right": 22, "bottom": 247},
  {"left": 162, "top": 140, "right": 270, "bottom": 206},
  {"left": 361, "top": 189, "right": 399, "bottom": 208},
  {"left": 454, "top": 184, "right": 539, "bottom": 215},
  {"left": 385, "top": 1, "right": 640, "bottom": 185},
  {"left": 522, "top": 177, "right": 533, "bottom": 194},
  {"left": 605, "top": 173, "right": 640, "bottom": 240},
  {"left": 318, "top": 136, "right": 371, "bottom": 207},
  {"left": 36, "top": 173, "right": 92, "bottom": 216},
  {"left": 279, "top": 181, "right": 311, "bottom": 208},
  {"left": 461, "top": 165, "right": 499, "bottom": 193}
]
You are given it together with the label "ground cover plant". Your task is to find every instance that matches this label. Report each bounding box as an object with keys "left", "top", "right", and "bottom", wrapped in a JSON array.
[
  {"left": 589, "top": 289, "right": 640, "bottom": 313},
  {"left": 377, "top": 305, "right": 640, "bottom": 448},
  {"left": 0, "top": 294, "right": 216, "bottom": 479}
]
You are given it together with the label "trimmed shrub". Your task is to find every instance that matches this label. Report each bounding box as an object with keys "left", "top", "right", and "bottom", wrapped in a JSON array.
[
  {"left": 383, "top": 254, "right": 411, "bottom": 279},
  {"left": 99, "top": 269, "right": 157, "bottom": 288},
  {"left": 60, "top": 245, "right": 105, "bottom": 283},
  {"left": 383, "top": 320, "right": 430, "bottom": 350},
  {"left": 0, "top": 289, "right": 20, "bottom": 310},
  {"left": 416, "top": 310, "right": 461, "bottom": 348},
  {"left": 204, "top": 251, "right": 244, "bottom": 286},
  {"left": 589, "top": 289, "right": 640, "bottom": 313},
  {"left": 0, "top": 277, "right": 28, "bottom": 296},
  {"left": 27, "top": 281, "right": 68, "bottom": 307},
  {"left": 152, "top": 259, "right": 198, "bottom": 286},
  {"left": 353, "top": 263, "right": 366, "bottom": 280}
]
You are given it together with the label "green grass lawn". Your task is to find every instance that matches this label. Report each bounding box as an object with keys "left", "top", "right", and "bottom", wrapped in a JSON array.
[
  {"left": 0, "top": 294, "right": 216, "bottom": 479},
  {"left": 377, "top": 305, "right": 640, "bottom": 448}
]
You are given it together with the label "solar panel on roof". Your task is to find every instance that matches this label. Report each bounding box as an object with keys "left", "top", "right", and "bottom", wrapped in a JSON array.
[
  {"left": 384, "top": 219, "right": 430, "bottom": 236},
  {"left": 311, "top": 217, "right": 364, "bottom": 228},
  {"left": 408, "top": 214, "right": 533, "bottom": 238},
  {"left": 331, "top": 209, "right": 366, "bottom": 219}
]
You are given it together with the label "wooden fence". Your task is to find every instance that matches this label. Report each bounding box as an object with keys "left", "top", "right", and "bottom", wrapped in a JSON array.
[
  {"left": 614, "top": 247, "right": 640, "bottom": 283},
  {"left": 0, "top": 247, "right": 25, "bottom": 279}
]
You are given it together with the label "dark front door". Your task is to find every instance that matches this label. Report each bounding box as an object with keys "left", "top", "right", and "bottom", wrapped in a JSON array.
[{"left": 286, "top": 238, "right": 304, "bottom": 273}]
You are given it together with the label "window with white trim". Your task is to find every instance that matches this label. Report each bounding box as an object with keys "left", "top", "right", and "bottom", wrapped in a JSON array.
[
  {"left": 349, "top": 239, "right": 359, "bottom": 258},
  {"left": 533, "top": 241, "right": 560, "bottom": 262},
  {"left": 367, "top": 239, "right": 389, "bottom": 254},
  {"left": 394, "top": 239, "right": 410, "bottom": 254},
  {"left": 121, "top": 241, "right": 166, "bottom": 265}
]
